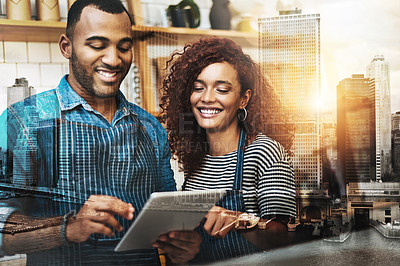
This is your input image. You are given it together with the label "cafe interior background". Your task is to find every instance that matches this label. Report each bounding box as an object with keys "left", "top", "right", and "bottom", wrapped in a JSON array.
[{"left": 1, "top": 0, "right": 400, "bottom": 264}]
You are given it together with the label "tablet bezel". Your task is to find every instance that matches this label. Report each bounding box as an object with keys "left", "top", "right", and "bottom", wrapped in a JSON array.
[{"left": 115, "top": 189, "right": 226, "bottom": 252}]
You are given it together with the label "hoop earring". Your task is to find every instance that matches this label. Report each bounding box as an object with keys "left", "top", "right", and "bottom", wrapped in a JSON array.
[{"left": 238, "top": 108, "right": 247, "bottom": 121}]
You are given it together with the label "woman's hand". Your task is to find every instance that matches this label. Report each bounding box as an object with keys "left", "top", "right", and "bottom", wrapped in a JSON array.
[{"left": 204, "top": 206, "right": 242, "bottom": 238}]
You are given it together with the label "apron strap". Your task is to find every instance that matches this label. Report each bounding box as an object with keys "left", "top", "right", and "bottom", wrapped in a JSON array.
[{"left": 233, "top": 128, "right": 246, "bottom": 191}]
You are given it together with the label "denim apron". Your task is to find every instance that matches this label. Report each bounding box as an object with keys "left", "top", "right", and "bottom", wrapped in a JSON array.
[
  {"left": 190, "top": 129, "right": 260, "bottom": 263},
  {"left": 27, "top": 114, "right": 162, "bottom": 265}
]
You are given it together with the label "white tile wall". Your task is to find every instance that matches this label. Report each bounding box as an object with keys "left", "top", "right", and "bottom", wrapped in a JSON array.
[
  {"left": 0, "top": 86, "right": 8, "bottom": 114},
  {"left": 40, "top": 63, "right": 63, "bottom": 87},
  {"left": 34, "top": 86, "right": 54, "bottom": 95},
  {"left": 28, "top": 42, "right": 50, "bottom": 63},
  {"left": 16, "top": 63, "right": 41, "bottom": 88},
  {"left": 50, "top": 43, "right": 68, "bottom": 63},
  {"left": 0, "top": 41, "right": 4, "bottom": 63},
  {"left": 4, "top": 42, "right": 28, "bottom": 63},
  {"left": 62, "top": 63, "right": 69, "bottom": 75},
  {"left": 0, "top": 63, "right": 17, "bottom": 87}
]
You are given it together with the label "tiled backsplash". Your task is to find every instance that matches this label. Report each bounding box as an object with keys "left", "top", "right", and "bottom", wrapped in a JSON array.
[{"left": 0, "top": 40, "right": 68, "bottom": 113}]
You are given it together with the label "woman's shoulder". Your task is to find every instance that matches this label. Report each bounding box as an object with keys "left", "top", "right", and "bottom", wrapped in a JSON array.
[
  {"left": 245, "top": 133, "right": 290, "bottom": 165},
  {"left": 247, "top": 133, "right": 285, "bottom": 152}
]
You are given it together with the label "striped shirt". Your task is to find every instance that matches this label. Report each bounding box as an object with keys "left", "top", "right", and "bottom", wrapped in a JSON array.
[{"left": 184, "top": 134, "right": 296, "bottom": 218}]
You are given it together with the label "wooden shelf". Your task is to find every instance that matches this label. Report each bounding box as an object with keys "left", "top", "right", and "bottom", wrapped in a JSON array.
[
  {"left": 0, "top": 19, "right": 66, "bottom": 42},
  {"left": 132, "top": 24, "right": 256, "bottom": 39},
  {"left": 133, "top": 25, "right": 258, "bottom": 47},
  {"left": 0, "top": 19, "right": 257, "bottom": 45}
]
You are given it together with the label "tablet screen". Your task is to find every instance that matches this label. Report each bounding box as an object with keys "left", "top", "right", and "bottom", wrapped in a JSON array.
[{"left": 115, "top": 189, "right": 226, "bottom": 251}]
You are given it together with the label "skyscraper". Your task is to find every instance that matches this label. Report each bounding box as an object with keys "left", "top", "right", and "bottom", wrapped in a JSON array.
[
  {"left": 392, "top": 111, "right": 400, "bottom": 131},
  {"left": 337, "top": 74, "right": 374, "bottom": 183},
  {"left": 366, "top": 55, "right": 391, "bottom": 181},
  {"left": 392, "top": 112, "right": 400, "bottom": 177},
  {"left": 259, "top": 9, "right": 323, "bottom": 193},
  {"left": 6, "top": 77, "right": 32, "bottom": 107}
]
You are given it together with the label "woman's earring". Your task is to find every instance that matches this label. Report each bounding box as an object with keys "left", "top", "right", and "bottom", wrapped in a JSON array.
[{"left": 238, "top": 108, "right": 247, "bottom": 121}]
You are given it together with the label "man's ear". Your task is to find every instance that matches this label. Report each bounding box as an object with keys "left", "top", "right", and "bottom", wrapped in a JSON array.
[
  {"left": 59, "top": 34, "right": 72, "bottom": 59},
  {"left": 240, "top": 89, "right": 252, "bottom": 109}
]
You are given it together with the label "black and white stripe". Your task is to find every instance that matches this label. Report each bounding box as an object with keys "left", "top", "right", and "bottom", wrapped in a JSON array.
[{"left": 184, "top": 134, "right": 296, "bottom": 218}]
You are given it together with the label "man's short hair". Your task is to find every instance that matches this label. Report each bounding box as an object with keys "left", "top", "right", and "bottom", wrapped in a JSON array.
[{"left": 66, "top": 0, "right": 133, "bottom": 39}]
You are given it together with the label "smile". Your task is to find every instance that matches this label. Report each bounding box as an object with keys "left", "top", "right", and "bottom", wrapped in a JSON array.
[
  {"left": 199, "top": 108, "right": 222, "bottom": 114},
  {"left": 98, "top": 70, "right": 117, "bottom": 78}
]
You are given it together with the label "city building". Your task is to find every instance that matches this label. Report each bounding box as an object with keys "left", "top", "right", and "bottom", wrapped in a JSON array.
[
  {"left": 392, "top": 112, "right": 400, "bottom": 176},
  {"left": 366, "top": 55, "right": 392, "bottom": 180},
  {"left": 347, "top": 182, "right": 400, "bottom": 229},
  {"left": 337, "top": 74, "right": 374, "bottom": 183},
  {"left": 258, "top": 9, "right": 323, "bottom": 195},
  {"left": 6, "top": 77, "right": 34, "bottom": 107},
  {"left": 392, "top": 111, "right": 400, "bottom": 131},
  {"left": 322, "top": 122, "right": 342, "bottom": 197}
]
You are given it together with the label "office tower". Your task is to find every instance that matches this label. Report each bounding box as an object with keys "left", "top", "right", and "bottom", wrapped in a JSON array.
[
  {"left": 392, "top": 111, "right": 400, "bottom": 131},
  {"left": 366, "top": 55, "right": 392, "bottom": 181},
  {"left": 259, "top": 9, "right": 323, "bottom": 192},
  {"left": 11, "top": 105, "right": 39, "bottom": 186},
  {"left": 392, "top": 112, "right": 400, "bottom": 176},
  {"left": 337, "top": 74, "right": 374, "bottom": 183},
  {"left": 7, "top": 77, "right": 32, "bottom": 107},
  {"left": 322, "top": 123, "right": 342, "bottom": 196}
]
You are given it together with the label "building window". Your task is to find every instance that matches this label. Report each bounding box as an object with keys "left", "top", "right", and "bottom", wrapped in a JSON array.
[{"left": 385, "top": 209, "right": 391, "bottom": 216}]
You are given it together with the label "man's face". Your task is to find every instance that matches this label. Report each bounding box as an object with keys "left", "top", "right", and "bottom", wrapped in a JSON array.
[{"left": 68, "top": 6, "right": 133, "bottom": 99}]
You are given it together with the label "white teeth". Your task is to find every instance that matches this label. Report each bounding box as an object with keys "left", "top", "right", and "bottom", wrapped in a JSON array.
[
  {"left": 200, "top": 109, "right": 221, "bottom": 114},
  {"left": 98, "top": 70, "right": 116, "bottom": 78}
]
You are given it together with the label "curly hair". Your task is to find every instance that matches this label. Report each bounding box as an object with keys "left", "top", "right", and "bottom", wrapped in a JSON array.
[{"left": 160, "top": 37, "right": 293, "bottom": 176}]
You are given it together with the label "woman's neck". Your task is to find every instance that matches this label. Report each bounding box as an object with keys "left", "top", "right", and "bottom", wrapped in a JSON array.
[{"left": 207, "top": 127, "right": 241, "bottom": 156}]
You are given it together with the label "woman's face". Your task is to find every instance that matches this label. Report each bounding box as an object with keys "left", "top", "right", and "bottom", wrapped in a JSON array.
[{"left": 190, "top": 62, "right": 250, "bottom": 134}]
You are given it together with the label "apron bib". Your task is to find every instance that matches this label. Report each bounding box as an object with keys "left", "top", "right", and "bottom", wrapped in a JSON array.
[
  {"left": 28, "top": 114, "right": 162, "bottom": 265},
  {"left": 191, "top": 129, "right": 260, "bottom": 263}
]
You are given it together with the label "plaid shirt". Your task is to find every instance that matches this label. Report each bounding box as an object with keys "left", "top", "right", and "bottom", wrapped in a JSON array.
[{"left": 0, "top": 75, "right": 175, "bottom": 263}]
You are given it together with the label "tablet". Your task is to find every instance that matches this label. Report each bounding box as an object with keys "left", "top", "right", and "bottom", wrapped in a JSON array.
[{"left": 115, "top": 189, "right": 226, "bottom": 252}]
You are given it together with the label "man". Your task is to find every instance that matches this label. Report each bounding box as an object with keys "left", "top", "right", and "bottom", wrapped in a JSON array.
[{"left": 0, "top": 0, "right": 200, "bottom": 264}]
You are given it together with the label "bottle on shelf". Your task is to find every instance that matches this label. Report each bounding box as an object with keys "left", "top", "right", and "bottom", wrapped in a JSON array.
[
  {"left": 209, "top": 0, "right": 231, "bottom": 30},
  {"left": 36, "top": 0, "right": 60, "bottom": 21},
  {"left": 6, "top": 0, "right": 31, "bottom": 20}
]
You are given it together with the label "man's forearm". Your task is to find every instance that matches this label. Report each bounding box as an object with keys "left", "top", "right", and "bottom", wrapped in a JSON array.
[{"left": 2, "top": 213, "right": 64, "bottom": 255}]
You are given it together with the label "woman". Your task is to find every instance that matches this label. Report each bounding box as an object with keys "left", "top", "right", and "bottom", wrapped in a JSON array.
[{"left": 160, "top": 37, "right": 296, "bottom": 263}]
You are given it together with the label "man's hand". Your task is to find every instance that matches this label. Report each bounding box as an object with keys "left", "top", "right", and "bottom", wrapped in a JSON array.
[
  {"left": 152, "top": 231, "right": 202, "bottom": 264},
  {"left": 203, "top": 206, "right": 241, "bottom": 238},
  {"left": 66, "top": 195, "right": 134, "bottom": 243}
]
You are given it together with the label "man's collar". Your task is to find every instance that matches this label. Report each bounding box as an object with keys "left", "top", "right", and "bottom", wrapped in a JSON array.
[
  {"left": 56, "top": 75, "right": 89, "bottom": 111},
  {"left": 56, "top": 75, "right": 136, "bottom": 116}
]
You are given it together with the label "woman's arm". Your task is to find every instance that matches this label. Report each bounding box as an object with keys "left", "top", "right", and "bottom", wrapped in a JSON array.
[{"left": 245, "top": 157, "right": 296, "bottom": 250}]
